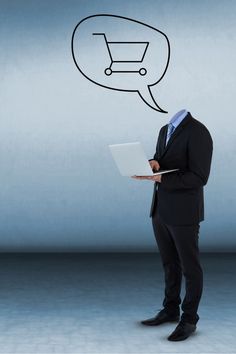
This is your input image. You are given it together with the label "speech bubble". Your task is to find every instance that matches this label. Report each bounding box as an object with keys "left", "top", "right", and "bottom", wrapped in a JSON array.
[{"left": 71, "top": 14, "right": 170, "bottom": 113}]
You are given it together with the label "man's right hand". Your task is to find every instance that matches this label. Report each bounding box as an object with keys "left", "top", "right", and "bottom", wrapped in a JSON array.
[{"left": 149, "top": 159, "right": 160, "bottom": 172}]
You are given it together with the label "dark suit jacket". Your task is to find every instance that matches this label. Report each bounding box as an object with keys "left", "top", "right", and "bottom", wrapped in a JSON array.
[{"left": 149, "top": 112, "right": 213, "bottom": 225}]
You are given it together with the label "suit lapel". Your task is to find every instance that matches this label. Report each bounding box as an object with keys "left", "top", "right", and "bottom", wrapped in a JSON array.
[{"left": 159, "top": 113, "right": 192, "bottom": 159}]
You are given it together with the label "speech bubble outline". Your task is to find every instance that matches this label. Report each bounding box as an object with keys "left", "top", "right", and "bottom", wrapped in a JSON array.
[{"left": 71, "top": 14, "right": 170, "bottom": 113}]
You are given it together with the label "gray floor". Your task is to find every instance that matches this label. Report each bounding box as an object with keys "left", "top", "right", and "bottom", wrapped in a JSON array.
[{"left": 0, "top": 253, "right": 235, "bottom": 354}]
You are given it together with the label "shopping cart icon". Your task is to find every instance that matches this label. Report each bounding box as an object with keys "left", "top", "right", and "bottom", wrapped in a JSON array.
[{"left": 93, "top": 33, "right": 149, "bottom": 76}]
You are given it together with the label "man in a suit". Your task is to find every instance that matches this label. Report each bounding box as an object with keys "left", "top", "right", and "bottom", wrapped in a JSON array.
[{"left": 133, "top": 109, "right": 213, "bottom": 341}]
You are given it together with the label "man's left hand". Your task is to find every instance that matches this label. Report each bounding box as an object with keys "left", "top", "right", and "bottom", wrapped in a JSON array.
[{"left": 131, "top": 175, "right": 162, "bottom": 183}]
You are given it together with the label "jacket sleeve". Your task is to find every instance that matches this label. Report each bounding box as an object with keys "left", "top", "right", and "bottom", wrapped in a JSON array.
[
  {"left": 161, "top": 126, "right": 213, "bottom": 190},
  {"left": 149, "top": 127, "right": 164, "bottom": 162}
]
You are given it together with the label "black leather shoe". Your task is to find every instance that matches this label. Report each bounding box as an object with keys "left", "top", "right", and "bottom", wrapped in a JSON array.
[
  {"left": 167, "top": 321, "right": 196, "bottom": 341},
  {"left": 141, "top": 309, "right": 180, "bottom": 326}
]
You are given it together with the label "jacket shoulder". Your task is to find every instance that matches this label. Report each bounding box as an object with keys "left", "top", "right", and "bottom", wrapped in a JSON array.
[
  {"left": 160, "top": 124, "right": 168, "bottom": 133},
  {"left": 189, "top": 117, "right": 212, "bottom": 136}
]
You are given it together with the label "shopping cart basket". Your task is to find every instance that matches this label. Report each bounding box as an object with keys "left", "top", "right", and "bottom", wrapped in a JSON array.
[{"left": 93, "top": 32, "right": 149, "bottom": 76}]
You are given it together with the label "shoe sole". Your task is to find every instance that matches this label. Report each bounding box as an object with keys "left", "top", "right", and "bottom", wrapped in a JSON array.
[
  {"left": 168, "top": 329, "right": 196, "bottom": 341},
  {"left": 141, "top": 317, "right": 180, "bottom": 326}
]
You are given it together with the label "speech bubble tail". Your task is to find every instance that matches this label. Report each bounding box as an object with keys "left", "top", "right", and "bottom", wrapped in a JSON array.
[{"left": 138, "top": 86, "right": 168, "bottom": 113}]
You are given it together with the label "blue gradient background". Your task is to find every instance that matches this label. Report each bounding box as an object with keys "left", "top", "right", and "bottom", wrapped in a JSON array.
[{"left": 0, "top": 0, "right": 235, "bottom": 251}]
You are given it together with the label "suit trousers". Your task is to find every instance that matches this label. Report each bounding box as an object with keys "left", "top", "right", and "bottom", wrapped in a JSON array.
[{"left": 152, "top": 204, "right": 203, "bottom": 325}]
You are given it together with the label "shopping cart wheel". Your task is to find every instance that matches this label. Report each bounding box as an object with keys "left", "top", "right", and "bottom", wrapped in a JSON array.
[
  {"left": 139, "top": 68, "right": 147, "bottom": 76},
  {"left": 105, "top": 68, "right": 112, "bottom": 76}
]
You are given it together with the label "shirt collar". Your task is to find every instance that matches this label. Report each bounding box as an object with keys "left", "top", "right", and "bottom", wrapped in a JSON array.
[{"left": 169, "top": 109, "right": 188, "bottom": 129}]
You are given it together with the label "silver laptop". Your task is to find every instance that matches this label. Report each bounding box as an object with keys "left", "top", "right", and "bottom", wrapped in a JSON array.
[{"left": 109, "top": 142, "right": 178, "bottom": 177}]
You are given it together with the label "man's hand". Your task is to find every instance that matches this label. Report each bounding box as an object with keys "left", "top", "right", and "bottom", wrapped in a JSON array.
[
  {"left": 149, "top": 160, "right": 160, "bottom": 172},
  {"left": 131, "top": 174, "right": 162, "bottom": 182},
  {"left": 131, "top": 159, "right": 162, "bottom": 182}
]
